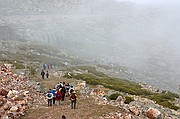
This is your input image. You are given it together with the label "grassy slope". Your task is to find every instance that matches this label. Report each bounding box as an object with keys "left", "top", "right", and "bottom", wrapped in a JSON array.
[{"left": 64, "top": 65, "right": 180, "bottom": 110}]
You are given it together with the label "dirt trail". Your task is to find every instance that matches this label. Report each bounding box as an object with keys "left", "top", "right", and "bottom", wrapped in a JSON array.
[{"left": 20, "top": 74, "right": 119, "bottom": 119}]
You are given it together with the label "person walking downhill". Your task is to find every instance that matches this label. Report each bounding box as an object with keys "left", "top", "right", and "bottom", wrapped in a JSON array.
[
  {"left": 55, "top": 89, "right": 62, "bottom": 106},
  {"left": 70, "top": 91, "right": 77, "bottom": 109},
  {"left": 41, "top": 69, "right": 45, "bottom": 80},
  {"left": 46, "top": 89, "right": 54, "bottom": 106}
]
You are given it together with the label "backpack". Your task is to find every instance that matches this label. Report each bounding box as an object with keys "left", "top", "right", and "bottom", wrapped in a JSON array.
[
  {"left": 56, "top": 84, "right": 60, "bottom": 89},
  {"left": 56, "top": 93, "right": 61, "bottom": 98},
  {"left": 61, "top": 87, "right": 66, "bottom": 93},
  {"left": 47, "top": 93, "right": 52, "bottom": 98},
  {"left": 71, "top": 94, "right": 76, "bottom": 100},
  {"left": 70, "top": 89, "right": 74, "bottom": 94}
]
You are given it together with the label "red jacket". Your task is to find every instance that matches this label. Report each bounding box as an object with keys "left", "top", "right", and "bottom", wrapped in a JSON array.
[{"left": 55, "top": 91, "right": 62, "bottom": 100}]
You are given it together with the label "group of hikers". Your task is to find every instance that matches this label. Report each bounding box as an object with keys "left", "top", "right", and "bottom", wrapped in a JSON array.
[
  {"left": 41, "top": 70, "right": 49, "bottom": 79},
  {"left": 46, "top": 82, "right": 77, "bottom": 109}
]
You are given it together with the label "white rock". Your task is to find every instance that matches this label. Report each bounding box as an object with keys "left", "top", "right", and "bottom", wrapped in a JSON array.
[{"left": 10, "top": 106, "right": 19, "bottom": 112}]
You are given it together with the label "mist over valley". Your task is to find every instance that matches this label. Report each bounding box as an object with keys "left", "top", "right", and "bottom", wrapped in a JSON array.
[{"left": 0, "top": 0, "right": 180, "bottom": 92}]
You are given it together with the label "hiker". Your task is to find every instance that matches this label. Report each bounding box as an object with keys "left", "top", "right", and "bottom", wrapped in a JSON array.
[
  {"left": 46, "top": 71, "right": 49, "bottom": 79},
  {"left": 66, "top": 83, "right": 71, "bottom": 96},
  {"left": 61, "top": 83, "right": 66, "bottom": 101},
  {"left": 46, "top": 89, "right": 54, "bottom": 106},
  {"left": 41, "top": 70, "right": 45, "bottom": 80},
  {"left": 70, "top": 91, "right": 77, "bottom": 109},
  {"left": 55, "top": 89, "right": 62, "bottom": 106},
  {"left": 55, "top": 82, "right": 63, "bottom": 90},
  {"left": 60, "top": 82, "right": 63, "bottom": 88},
  {"left": 62, "top": 115, "right": 66, "bottom": 119},
  {"left": 69, "top": 86, "right": 74, "bottom": 95},
  {"left": 51, "top": 87, "right": 56, "bottom": 105},
  {"left": 43, "top": 63, "right": 47, "bottom": 70},
  {"left": 66, "top": 83, "right": 70, "bottom": 91}
]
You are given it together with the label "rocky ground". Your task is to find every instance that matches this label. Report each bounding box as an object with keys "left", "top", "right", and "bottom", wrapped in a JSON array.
[{"left": 1, "top": 63, "right": 180, "bottom": 119}]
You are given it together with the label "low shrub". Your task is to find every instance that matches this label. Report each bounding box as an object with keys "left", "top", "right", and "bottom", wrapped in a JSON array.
[
  {"left": 109, "top": 93, "right": 121, "bottom": 100},
  {"left": 125, "top": 96, "right": 134, "bottom": 104}
]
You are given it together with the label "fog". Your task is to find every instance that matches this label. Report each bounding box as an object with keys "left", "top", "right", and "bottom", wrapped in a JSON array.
[
  {"left": 117, "top": 0, "right": 180, "bottom": 6},
  {"left": 0, "top": 0, "right": 180, "bottom": 92}
]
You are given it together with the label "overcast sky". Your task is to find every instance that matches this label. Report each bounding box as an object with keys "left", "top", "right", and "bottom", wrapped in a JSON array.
[{"left": 116, "top": 0, "right": 180, "bottom": 6}]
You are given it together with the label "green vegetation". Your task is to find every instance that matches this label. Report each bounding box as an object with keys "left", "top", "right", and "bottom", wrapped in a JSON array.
[
  {"left": 109, "top": 93, "right": 121, "bottom": 100},
  {"left": 27, "top": 66, "right": 36, "bottom": 77},
  {"left": 109, "top": 93, "right": 134, "bottom": 104},
  {"left": 64, "top": 66, "right": 180, "bottom": 110},
  {"left": 125, "top": 96, "right": 134, "bottom": 104},
  {"left": 146, "top": 91, "right": 179, "bottom": 110},
  {"left": 0, "top": 60, "right": 25, "bottom": 69},
  {"left": 64, "top": 73, "right": 152, "bottom": 96},
  {"left": 14, "top": 62, "right": 25, "bottom": 69}
]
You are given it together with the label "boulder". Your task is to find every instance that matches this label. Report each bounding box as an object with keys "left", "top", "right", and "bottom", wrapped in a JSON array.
[
  {"left": 77, "top": 81, "right": 86, "bottom": 87},
  {"left": 146, "top": 107, "right": 161, "bottom": 119},
  {"left": 23, "top": 91, "right": 29, "bottom": 95},
  {"left": 116, "top": 96, "right": 125, "bottom": 103},
  {"left": 10, "top": 106, "right": 19, "bottom": 112},
  {"left": 13, "top": 94, "right": 25, "bottom": 101},
  {"left": 0, "top": 99, "right": 4, "bottom": 106},
  {"left": 7, "top": 90, "right": 19, "bottom": 98},
  {"left": 129, "top": 106, "right": 140, "bottom": 116},
  {"left": 0, "top": 88, "right": 9, "bottom": 97},
  {"left": 2, "top": 103, "right": 11, "bottom": 110},
  {"left": 0, "top": 108, "right": 5, "bottom": 117}
]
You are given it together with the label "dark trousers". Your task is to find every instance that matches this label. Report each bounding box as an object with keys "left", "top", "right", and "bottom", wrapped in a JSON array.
[
  {"left": 71, "top": 100, "right": 76, "bottom": 109},
  {"left": 53, "top": 97, "right": 55, "bottom": 105},
  {"left": 62, "top": 93, "right": 65, "bottom": 101},
  {"left": 42, "top": 75, "right": 45, "bottom": 79},
  {"left": 48, "top": 99, "right": 52, "bottom": 106}
]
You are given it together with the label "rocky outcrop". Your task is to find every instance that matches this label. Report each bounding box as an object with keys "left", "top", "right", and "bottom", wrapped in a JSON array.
[
  {"left": 0, "top": 63, "right": 46, "bottom": 119},
  {"left": 78, "top": 85, "right": 180, "bottom": 119},
  {"left": 146, "top": 107, "right": 161, "bottom": 119}
]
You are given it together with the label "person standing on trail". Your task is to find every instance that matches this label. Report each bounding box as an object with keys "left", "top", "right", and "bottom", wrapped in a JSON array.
[
  {"left": 41, "top": 70, "right": 45, "bottom": 80},
  {"left": 62, "top": 115, "right": 66, "bottom": 119},
  {"left": 61, "top": 82, "right": 66, "bottom": 101},
  {"left": 46, "top": 89, "right": 54, "bottom": 106},
  {"left": 55, "top": 89, "right": 62, "bottom": 106},
  {"left": 55, "top": 82, "right": 63, "bottom": 90},
  {"left": 51, "top": 87, "right": 56, "bottom": 105},
  {"left": 69, "top": 86, "right": 74, "bottom": 95},
  {"left": 66, "top": 83, "right": 71, "bottom": 97},
  {"left": 46, "top": 71, "right": 49, "bottom": 79},
  {"left": 70, "top": 91, "right": 77, "bottom": 109},
  {"left": 43, "top": 63, "right": 47, "bottom": 70}
]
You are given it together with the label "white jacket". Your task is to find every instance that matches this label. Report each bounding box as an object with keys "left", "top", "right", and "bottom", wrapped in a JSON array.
[{"left": 46, "top": 92, "right": 54, "bottom": 99}]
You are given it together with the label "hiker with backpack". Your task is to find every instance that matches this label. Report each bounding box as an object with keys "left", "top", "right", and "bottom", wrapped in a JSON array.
[
  {"left": 51, "top": 87, "right": 56, "bottom": 105},
  {"left": 70, "top": 91, "right": 77, "bottom": 109},
  {"left": 46, "top": 89, "right": 54, "bottom": 106},
  {"left": 55, "top": 82, "right": 63, "bottom": 90},
  {"left": 61, "top": 82, "right": 66, "bottom": 101},
  {"left": 69, "top": 86, "right": 74, "bottom": 95},
  {"left": 65, "top": 83, "right": 71, "bottom": 97},
  {"left": 55, "top": 89, "right": 62, "bottom": 106}
]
